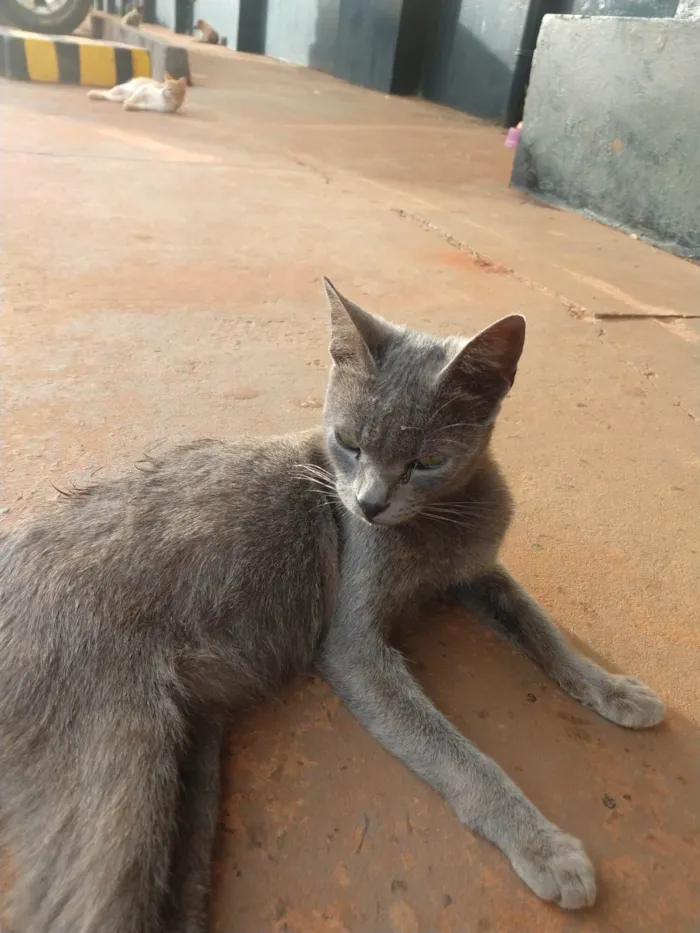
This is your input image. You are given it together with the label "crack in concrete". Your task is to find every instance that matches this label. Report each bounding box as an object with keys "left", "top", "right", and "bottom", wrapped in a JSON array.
[
  {"left": 355, "top": 815, "right": 370, "bottom": 855},
  {"left": 593, "top": 312, "right": 700, "bottom": 322},
  {"left": 393, "top": 207, "right": 700, "bottom": 426},
  {"left": 391, "top": 207, "right": 590, "bottom": 321}
]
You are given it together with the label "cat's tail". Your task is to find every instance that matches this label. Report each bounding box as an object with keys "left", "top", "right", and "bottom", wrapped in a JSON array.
[{"left": 2, "top": 691, "right": 185, "bottom": 933}]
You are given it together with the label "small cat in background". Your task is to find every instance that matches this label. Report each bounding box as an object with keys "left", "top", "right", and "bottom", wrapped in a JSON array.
[
  {"left": 194, "top": 17, "right": 219, "bottom": 43},
  {"left": 121, "top": 2, "right": 143, "bottom": 26},
  {"left": 87, "top": 74, "right": 187, "bottom": 113}
]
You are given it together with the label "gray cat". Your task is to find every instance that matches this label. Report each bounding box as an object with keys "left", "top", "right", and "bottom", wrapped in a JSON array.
[{"left": 0, "top": 280, "right": 664, "bottom": 932}]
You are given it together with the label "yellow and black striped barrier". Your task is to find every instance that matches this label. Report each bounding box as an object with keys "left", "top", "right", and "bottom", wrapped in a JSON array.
[{"left": 0, "top": 28, "right": 151, "bottom": 86}]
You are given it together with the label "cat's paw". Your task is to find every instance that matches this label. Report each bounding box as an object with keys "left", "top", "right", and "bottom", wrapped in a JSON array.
[
  {"left": 510, "top": 827, "right": 596, "bottom": 910},
  {"left": 586, "top": 674, "right": 665, "bottom": 729}
]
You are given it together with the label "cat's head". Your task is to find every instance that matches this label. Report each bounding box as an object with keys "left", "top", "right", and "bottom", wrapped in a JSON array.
[
  {"left": 322, "top": 279, "right": 525, "bottom": 526},
  {"left": 163, "top": 74, "right": 188, "bottom": 109}
]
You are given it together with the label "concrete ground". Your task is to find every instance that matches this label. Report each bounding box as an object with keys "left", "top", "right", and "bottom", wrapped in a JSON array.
[{"left": 2, "top": 43, "right": 699, "bottom": 933}]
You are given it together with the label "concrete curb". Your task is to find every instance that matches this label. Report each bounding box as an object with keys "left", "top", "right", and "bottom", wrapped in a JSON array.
[
  {"left": 90, "top": 12, "right": 190, "bottom": 84},
  {"left": 0, "top": 27, "right": 150, "bottom": 86},
  {"left": 511, "top": 15, "right": 700, "bottom": 261}
]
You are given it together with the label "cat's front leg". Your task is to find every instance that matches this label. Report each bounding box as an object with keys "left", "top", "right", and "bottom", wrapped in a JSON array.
[
  {"left": 123, "top": 87, "right": 151, "bottom": 111},
  {"left": 453, "top": 566, "right": 665, "bottom": 729},
  {"left": 123, "top": 94, "right": 144, "bottom": 111},
  {"left": 317, "top": 615, "right": 596, "bottom": 909}
]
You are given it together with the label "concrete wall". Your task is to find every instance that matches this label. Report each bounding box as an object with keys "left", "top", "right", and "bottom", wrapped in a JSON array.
[
  {"left": 512, "top": 15, "right": 700, "bottom": 259},
  {"left": 333, "top": 0, "right": 399, "bottom": 92},
  {"left": 192, "top": 0, "right": 240, "bottom": 45},
  {"left": 677, "top": 0, "right": 700, "bottom": 17},
  {"left": 135, "top": 0, "right": 425, "bottom": 92},
  {"left": 264, "top": 0, "right": 326, "bottom": 67},
  {"left": 421, "top": 0, "right": 531, "bottom": 121},
  {"left": 333, "top": 0, "right": 428, "bottom": 93},
  {"left": 307, "top": 0, "right": 339, "bottom": 73},
  {"left": 263, "top": 0, "right": 425, "bottom": 94},
  {"left": 419, "top": 0, "right": 679, "bottom": 121},
  {"left": 154, "top": 0, "right": 176, "bottom": 30},
  {"left": 563, "top": 0, "right": 677, "bottom": 13}
]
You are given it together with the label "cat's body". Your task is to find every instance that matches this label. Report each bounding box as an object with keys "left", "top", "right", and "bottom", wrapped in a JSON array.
[
  {"left": 0, "top": 281, "right": 664, "bottom": 932},
  {"left": 87, "top": 76, "right": 187, "bottom": 113},
  {"left": 121, "top": 3, "right": 143, "bottom": 27},
  {"left": 194, "top": 18, "right": 219, "bottom": 44}
]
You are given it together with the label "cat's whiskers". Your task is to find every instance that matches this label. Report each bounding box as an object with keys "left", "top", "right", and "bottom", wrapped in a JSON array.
[
  {"left": 424, "top": 510, "right": 493, "bottom": 524},
  {"left": 425, "top": 501, "right": 492, "bottom": 513},
  {"left": 305, "top": 485, "right": 338, "bottom": 503},
  {"left": 293, "top": 465, "right": 340, "bottom": 503},
  {"left": 295, "top": 462, "right": 335, "bottom": 479},
  {"left": 297, "top": 475, "right": 337, "bottom": 493},
  {"left": 420, "top": 510, "right": 483, "bottom": 529},
  {"left": 294, "top": 464, "right": 336, "bottom": 485},
  {"left": 420, "top": 500, "right": 493, "bottom": 528},
  {"left": 422, "top": 392, "right": 461, "bottom": 431},
  {"left": 429, "top": 420, "right": 485, "bottom": 435}
]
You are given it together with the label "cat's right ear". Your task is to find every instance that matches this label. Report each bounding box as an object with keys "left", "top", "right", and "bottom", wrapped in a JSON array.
[
  {"left": 323, "top": 278, "right": 392, "bottom": 370},
  {"left": 438, "top": 314, "right": 526, "bottom": 400}
]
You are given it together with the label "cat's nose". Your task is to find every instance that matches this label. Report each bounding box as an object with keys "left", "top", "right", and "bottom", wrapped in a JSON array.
[{"left": 357, "top": 497, "right": 387, "bottom": 522}]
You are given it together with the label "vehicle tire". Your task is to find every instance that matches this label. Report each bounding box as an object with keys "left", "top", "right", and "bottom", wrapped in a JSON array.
[{"left": 3, "top": 0, "right": 95, "bottom": 35}]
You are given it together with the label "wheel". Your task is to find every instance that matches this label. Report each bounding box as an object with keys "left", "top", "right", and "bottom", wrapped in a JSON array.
[{"left": 3, "top": 0, "right": 95, "bottom": 34}]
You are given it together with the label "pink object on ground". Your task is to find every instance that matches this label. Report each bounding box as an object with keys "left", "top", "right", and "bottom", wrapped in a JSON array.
[{"left": 505, "top": 126, "right": 521, "bottom": 148}]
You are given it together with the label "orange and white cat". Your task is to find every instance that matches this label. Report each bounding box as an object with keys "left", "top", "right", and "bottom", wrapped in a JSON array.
[{"left": 87, "top": 75, "right": 187, "bottom": 113}]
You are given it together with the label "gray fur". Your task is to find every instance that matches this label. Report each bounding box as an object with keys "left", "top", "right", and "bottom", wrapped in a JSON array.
[{"left": 0, "top": 280, "right": 664, "bottom": 930}]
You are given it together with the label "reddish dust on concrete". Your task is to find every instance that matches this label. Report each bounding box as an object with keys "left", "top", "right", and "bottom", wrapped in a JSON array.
[{"left": 1, "top": 46, "right": 699, "bottom": 933}]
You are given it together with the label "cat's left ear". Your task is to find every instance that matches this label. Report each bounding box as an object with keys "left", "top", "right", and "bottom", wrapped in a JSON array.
[
  {"left": 439, "top": 314, "right": 526, "bottom": 395},
  {"left": 323, "top": 278, "right": 394, "bottom": 370}
]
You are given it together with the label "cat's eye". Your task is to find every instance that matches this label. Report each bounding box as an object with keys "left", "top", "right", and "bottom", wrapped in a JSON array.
[
  {"left": 413, "top": 454, "right": 446, "bottom": 471},
  {"left": 335, "top": 429, "right": 360, "bottom": 453}
]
